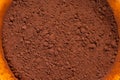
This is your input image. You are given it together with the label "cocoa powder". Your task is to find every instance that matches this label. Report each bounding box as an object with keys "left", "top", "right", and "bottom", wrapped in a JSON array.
[{"left": 2, "top": 0, "right": 118, "bottom": 80}]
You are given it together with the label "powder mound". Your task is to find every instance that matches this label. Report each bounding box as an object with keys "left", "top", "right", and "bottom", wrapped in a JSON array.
[{"left": 2, "top": 0, "right": 118, "bottom": 80}]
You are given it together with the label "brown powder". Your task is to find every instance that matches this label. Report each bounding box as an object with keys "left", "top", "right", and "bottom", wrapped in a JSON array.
[{"left": 2, "top": 0, "right": 118, "bottom": 80}]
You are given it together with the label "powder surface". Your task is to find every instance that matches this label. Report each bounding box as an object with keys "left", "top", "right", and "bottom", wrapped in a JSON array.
[{"left": 2, "top": 0, "right": 118, "bottom": 80}]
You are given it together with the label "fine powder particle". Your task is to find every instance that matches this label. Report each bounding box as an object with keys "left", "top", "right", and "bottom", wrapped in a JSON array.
[{"left": 2, "top": 0, "right": 118, "bottom": 80}]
